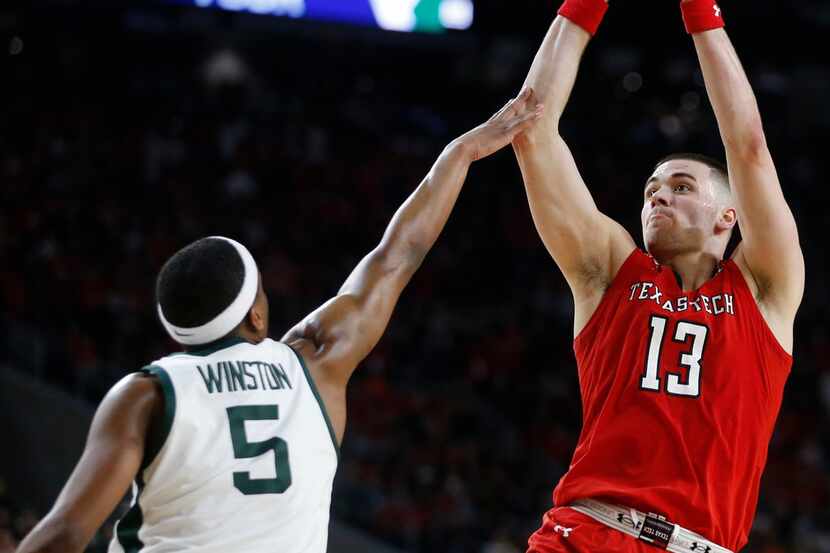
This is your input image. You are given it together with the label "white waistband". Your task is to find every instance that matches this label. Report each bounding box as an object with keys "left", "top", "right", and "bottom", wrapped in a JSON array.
[{"left": 569, "top": 498, "right": 733, "bottom": 553}]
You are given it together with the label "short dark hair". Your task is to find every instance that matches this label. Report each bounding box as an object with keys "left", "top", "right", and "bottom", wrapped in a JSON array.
[
  {"left": 654, "top": 152, "right": 730, "bottom": 192},
  {"left": 156, "top": 237, "right": 245, "bottom": 328}
]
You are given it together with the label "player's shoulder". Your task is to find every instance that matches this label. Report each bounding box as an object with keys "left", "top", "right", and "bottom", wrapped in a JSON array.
[
  {"left": 261, "top": 337, "right": 302, "bottom": 360},
  {"left": 92, "top": 372, "right": 164, "bottom": 438},
  {"left": 606, "top": 246, "right": 650, "bottom": 285},
  {"left": 728, "top": 243, "right": 761, "bottom": 297},
  {"left": 728, "top": 243, "right": 797, "bottom": 354},
  {"left": 240, "top": 337, "right": 308, "bottom": 372},
  {"left": 110, "top": 371, "right": 163, "bottom": 401},
  {"left": 280, "top": 337, "right": 334, "bottom": 386},
  {"left": 277, "top": 337, "right": 312, "bottom": 368}
]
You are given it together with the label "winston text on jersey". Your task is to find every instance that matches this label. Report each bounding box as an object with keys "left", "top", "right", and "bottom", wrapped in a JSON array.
[{"left": 197, "top": 361, "right": 293, "bottom": 394}]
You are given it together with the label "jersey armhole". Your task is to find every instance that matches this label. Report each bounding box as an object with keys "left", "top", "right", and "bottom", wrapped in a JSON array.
[
  {"left": 286, "top": 345, "right": 341, "bottom": 461},
  {"left": 139, "top": 365, "right": 177, "bottom": 470},
  {"left": 722, "top": 259, "right": 793, "bottom": 362},
  {"left": 574, "top": 248, "right": 646, "bottom": 346}
]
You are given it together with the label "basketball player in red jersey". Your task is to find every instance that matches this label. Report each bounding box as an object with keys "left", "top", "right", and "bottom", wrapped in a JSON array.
[{"left": 511, "top": 1, "right": 804, "bottom": 552}]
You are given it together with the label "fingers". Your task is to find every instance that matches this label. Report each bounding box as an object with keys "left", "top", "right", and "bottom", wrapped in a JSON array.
[
  {"left": 493, "top": 97, "right": 518, "bottom": 120},
  {"left": 510, "top": 104, "right": 545, "bottom": 133},
  {"left": 494, "top": 88, "right": 534, "bottom": 118},
  {"left": 508, "top": 88, "right": 533, "bottom": 116},
  {"left": 466, "top": 100, "right": 544, "bottom": 161},
  {"left": 514, "top": 87, "right": 535, "bottom": 110},
  {"left": 493, "top": 89, "right": 540, "bottom": 122}
]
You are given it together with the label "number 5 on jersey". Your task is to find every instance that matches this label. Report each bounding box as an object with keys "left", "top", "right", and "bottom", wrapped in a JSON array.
[
  {"left": 226, "top": 405, "right": 293, "bottom": 495},
  {"left": 640, "top": 316, "right": 709, "bottom": 397}
]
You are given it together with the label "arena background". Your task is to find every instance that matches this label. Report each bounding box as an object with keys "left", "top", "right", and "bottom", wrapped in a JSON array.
[{"left": 2, "top": 0, "right": 829, "bottom": 551}]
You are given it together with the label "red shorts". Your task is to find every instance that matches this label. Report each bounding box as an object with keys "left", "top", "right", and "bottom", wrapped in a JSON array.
[{"left": 527, "top": 507, "right": 656, "bottom": 553}]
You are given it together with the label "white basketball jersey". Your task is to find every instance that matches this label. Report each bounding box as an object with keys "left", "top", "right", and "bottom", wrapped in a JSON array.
[{"left": 109, "top": 336, "right": 339, "bottom": 553}]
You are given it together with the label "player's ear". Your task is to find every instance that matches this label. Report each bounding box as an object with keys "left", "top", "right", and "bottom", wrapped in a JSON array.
[
  {"left": 244, "top": 275, "right": 268, "bottom": 334},
  {"left": 717, "top": 206, "right": 737, "bottom": 232},
  {"left": 247, "top": 304, "right": 266, "bottom": 333}
]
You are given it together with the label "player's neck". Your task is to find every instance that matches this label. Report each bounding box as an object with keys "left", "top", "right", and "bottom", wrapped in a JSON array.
[
  {"left": 659, "top": 251, "right": 722, "bottom": 291},
  {"left": 236, "top": 327, "right": 262, "bottom": 344}
]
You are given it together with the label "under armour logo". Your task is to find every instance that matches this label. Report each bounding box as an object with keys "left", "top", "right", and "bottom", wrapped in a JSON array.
[
  {"left": 554, "top": 525, "right": 573, "bottom": 538},
  {"left": 714, "top": 4, "right": 721, "bottom": 17},
  {"left": 616, "top": 513, "right": 642, "bottom": 530},
  {"left": 690, "top": 543, "right": 712, "bottom": 553}
]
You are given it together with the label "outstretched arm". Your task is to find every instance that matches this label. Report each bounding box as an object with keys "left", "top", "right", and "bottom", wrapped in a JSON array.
[
  {"left": 282, "top": 91, "right": 543, "bottom": 386},
  {"left": 512, "top": 2, "right": 635, "bottom": 332},
  {"left": 683, "top": 0, "right": 804, "bottom": 346}
]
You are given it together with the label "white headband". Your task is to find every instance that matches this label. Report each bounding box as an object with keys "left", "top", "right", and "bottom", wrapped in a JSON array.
[{"left": 158, "top": 236, "right": 259, "bottom": 346}]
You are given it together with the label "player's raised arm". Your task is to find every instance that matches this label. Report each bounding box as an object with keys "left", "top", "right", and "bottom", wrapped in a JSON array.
[
  {"left": 512, "top": 0, "right": 635, "bottom": 330},
  {"left": 282, "top": 92, "right": 542, "bottom": 394},
  {"left": 682, "top": 0, "right": 804, "bottom": 347}
]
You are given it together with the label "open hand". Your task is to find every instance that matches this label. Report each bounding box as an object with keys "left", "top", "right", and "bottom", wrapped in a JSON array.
[{"left": 455, "top": 88, "right": 544, "bottom": 162}]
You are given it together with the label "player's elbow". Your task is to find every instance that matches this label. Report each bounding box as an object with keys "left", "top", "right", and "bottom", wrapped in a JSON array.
[{"left": 725, "top": 119, "right": 768, "bottom": 162}]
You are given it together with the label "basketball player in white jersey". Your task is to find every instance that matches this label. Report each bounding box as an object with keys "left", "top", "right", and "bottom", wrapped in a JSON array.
[{"left": 16, "top": 90, "right": 543, "bottom": 553}]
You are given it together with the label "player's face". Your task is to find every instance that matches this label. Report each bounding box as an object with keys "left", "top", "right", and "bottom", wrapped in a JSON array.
[{"left": 641, "top": 159, "right": 722, "bottom": 257}]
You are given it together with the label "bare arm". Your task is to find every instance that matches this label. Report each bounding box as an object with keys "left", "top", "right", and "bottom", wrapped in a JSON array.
[
  {"left": 691, "top": 24, "right": 804, "bottom": 335},
  {"left": 282, "top": 92, "right": 543, "bottom": 385},
  {"left": 16, "top": 374, "right": 161, "bottom": 553},
  {"left": 512, "top": 13, "right": 635, "bottom": 328}
]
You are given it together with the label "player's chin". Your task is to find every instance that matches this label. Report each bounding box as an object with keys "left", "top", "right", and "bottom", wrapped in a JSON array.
[{"left": 644, "top": 228, "right": 668, "bottom": 254}]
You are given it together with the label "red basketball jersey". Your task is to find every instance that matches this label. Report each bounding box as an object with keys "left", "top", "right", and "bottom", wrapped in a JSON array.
[{"left": 553, "top": 249, "right": 792, "bottom": 552}]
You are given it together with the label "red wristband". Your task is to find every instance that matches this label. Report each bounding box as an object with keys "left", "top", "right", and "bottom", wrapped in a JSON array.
[
  {"left": 558, "top": 0, "right": 608, "bottom": 36},
  {"left": 680, "top": 0, "right": 725, "bottom": 34}
]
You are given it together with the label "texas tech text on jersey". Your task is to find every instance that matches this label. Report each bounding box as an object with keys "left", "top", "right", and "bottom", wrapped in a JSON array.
[{"left": 628, "top": 281, "right": 735, "bottom": 316}]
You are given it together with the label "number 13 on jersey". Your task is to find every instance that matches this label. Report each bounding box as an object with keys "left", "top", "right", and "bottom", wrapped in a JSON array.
[{"left": 640, "top": 315, "right": 709, "bottom": 397}]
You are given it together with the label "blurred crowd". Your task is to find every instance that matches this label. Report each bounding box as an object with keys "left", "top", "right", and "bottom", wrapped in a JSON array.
[{"left": 3, "top": 1, "right": 830, "bottom": 552}]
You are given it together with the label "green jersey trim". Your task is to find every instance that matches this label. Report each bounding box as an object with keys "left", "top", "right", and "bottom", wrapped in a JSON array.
[
  {"left": 115, "top": 473, "right": 146, "bottom": 552},
  {"left": 140, "top": 365, "right": 176, "bottom": 470},
  {"left": 183, "top": 335, "right": 250, "bottom": 357},
  {"left": 289, "top": 346, "right": 340, "bottom": 461}
]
